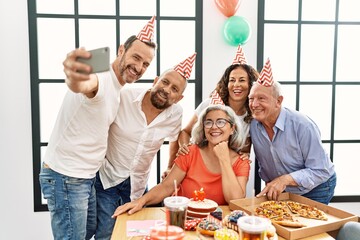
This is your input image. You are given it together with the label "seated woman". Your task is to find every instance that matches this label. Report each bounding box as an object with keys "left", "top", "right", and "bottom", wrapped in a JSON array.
[{"left": 112, "top": 104, "right": 251, "bottom": 217}]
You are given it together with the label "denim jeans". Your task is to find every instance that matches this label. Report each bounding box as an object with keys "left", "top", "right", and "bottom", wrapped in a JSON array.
[
  {"left": 39, "top": 165, "right": 96, "bottom": 240},
  {"left": 94, "top": 173, "right": 131, "bottom": 240},
  {"left": 301, "top": 173, "right": 337, "bottom": 205},
  {"left": 336, "top": 221, "right": 360, "bottom": 240}
]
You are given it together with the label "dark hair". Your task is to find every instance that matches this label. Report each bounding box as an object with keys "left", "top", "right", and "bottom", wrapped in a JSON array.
[
  {"left": 123, "top": 35, "right": 157, "bottom": 52},
  {"left": 214, "top": 64, "right": 259, "bottom": 123}
]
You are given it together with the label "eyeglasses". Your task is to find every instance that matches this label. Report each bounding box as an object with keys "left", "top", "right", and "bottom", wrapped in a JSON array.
[{"left": 203, "top": 118, "right": 232, "bottom": 129}]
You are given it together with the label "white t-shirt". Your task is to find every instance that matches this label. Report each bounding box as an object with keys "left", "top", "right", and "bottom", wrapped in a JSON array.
[
  {"left": 99, "top": 87, "right": 183, "bottom": 200},
  {"left": 44, "top": 67, "right": 122, "bottom": 179}
]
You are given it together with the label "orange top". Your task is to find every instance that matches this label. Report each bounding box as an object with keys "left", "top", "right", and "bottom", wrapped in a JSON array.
[{"left": 175, "top": 145, "right": 250, "bottom": 205}]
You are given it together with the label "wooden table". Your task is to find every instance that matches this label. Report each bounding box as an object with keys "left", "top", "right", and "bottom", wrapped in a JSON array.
[{"left": 111, "top": 206, "right": 334, "bottom": 240}]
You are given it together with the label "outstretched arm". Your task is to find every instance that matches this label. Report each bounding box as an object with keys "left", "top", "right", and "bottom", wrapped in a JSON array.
[
  {"left": 112, "top": 165, "right": 186, "bottom": 217},
  {"left": 63, "top": 47, "right": 99, "bottom": 98},
  {"left": 256, "top": 174, "right": 297, "bottom": 200}
]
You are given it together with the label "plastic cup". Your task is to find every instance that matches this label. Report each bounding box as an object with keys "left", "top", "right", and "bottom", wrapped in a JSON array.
[
  {"left": 237, "top": 216, "right": 270, "bottom": 240},
  {"left": 163, "top": 196, "right": 190, "bottom": 229}
]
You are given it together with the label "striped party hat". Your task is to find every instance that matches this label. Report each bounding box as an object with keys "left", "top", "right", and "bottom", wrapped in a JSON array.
[
  {"left": 210, "top": 90, "right": 225, "bottom": 105},
  {"left": 257, "top": 58, "right": 274, "bottom": 87},
  {"left": 232, "top": 44, "right": 247, "bottom": 65},
  {"left": 174, "top": 52, "right": 197, "bottom": 79},
  {"left": 136, "top": 16, "right": 155, "bottom": 42}
]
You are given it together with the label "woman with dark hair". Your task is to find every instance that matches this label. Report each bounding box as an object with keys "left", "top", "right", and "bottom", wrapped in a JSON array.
[{"left": 162, "top": 46, "right": 259, "bottom": 178}]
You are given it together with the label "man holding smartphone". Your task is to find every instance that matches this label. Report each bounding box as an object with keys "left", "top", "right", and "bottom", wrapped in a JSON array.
[
  {"left": 39, "top": 17, "right": 156, "bottom": 240},
  {"left": 95, "top": 53, "right": 196, "bottom": 240}
]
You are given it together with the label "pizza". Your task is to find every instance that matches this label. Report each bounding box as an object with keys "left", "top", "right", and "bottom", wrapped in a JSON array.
[
  {"left": 254, "top": 200, "right": 328, "bottom": 228},
  {"left": 286, "top": 201, "right": 328, "bottom": 221},
  {"left": 255, "top": 205, "right": 305, "bottom": 228}
]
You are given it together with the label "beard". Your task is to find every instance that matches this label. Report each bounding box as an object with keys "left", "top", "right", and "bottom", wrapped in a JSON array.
[
  {"left": 118, "top": 58, "right": 140, "bottom": 83},
  {"left": 150, "top": 89, "right": 171, "bottom": 110}
]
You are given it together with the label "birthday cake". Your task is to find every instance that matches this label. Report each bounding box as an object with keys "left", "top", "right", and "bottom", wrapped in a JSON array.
[
  {"left": 186, "top": 188, "right": 218, "bottom": 219},
  {"left": 187, "top": 198, "right": 218, "bottom": 219}
]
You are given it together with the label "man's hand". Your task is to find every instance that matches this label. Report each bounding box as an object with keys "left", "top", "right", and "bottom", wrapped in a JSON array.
[
  {"left": 111, "top": 200, "right": 144, "bottom": 218},
  {"left": 63, "top": 48, "right": 92, "bottom": 81},
  {"left": 176, "top": 143, "right": 191, "bottom": 157},
  {"left": 239, "top": 152, "right": 251, "bottom": 163},
  {"left": 63, "top": 48, "right": 99, "bottom": 96},
  {"left": 256, "top": 174, "right": 296, "bottom": 200}
]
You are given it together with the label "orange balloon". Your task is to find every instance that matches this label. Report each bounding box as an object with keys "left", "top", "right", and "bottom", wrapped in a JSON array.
[{"left": 214, "top": 0, "right": 241, "bottom": 17}]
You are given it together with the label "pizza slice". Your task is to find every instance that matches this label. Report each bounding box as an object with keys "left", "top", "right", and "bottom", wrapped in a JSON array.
[
  {"left": 271, "top": 215, "right": 307, "bottom": 228},
  {"left": 260, "top": 200, "right": 288, "bottom": 210},
  {"left": 286, "top": 201, "right": 328, "bottom": 221}
]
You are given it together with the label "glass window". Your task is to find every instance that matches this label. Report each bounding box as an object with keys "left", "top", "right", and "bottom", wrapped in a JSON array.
[
  {"left": 160, "top": 0, "right": 196, "bottom": 17},
  {"left": 302, "top": 0, "right": 336, "bottom": 21},
  {"left": 299, "top": 85, "right": 332, "bottom": 140},
  {"left": 264, "top": 0, "right": 298, "bottom": 21},
  {"left": 300, "top": 25, "right": 334, "bottom": 82},
  {"left": 78, "top": 0, "right": 116, "bottom": 15},
  {"left": 119, "top": 0, "right": 156, "bottom": 16},
  {"left": 280, "top": 84, "right": 297, "bottom": 110},
  {"left": 79, "top": 19, "right": 117, "bottom": 62},
  {"left": 335, "top": 85, "right": 360, "bottom": 140},
  {"left": 37, "top": 18, "right": 75, "bottom": 79},
  {"left": 264, "top": 24, "right": 298, "bottom": 82},
  {"left": 333, "top": 143, "right": 360, "bottom": 195},
  {"left": 160, "top": 21, "right": 196, "bottom": 78},
  {"left": 36, "top": 0, "right": 74, "bottom": 14},
  {"left": 339, "top": 0, "right": 360, "bottom": 21},
  {"left": 336, "top": 25, "right": 360, "bottom": 82}
]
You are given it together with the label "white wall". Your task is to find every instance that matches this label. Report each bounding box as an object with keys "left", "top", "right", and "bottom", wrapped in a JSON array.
[
  {"left": 0, "top": 0, "right": 53, "bottom": 238},
  {"left": 2, "top": 1, "right": 258, "bottom": 239}
]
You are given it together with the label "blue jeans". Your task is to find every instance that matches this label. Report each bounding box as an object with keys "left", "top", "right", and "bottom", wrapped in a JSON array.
[
  {"left": 301, "top": 173, "right": 337, "bottom": 205},
  {"left": 336, "top": 221, "right": 360, "bottom": 240},
  {"left": 94, "top": 173, "right": 131, "bottom": 240},
  {"left": 39, "top": 165, "right": 97, "bottom": 240}
]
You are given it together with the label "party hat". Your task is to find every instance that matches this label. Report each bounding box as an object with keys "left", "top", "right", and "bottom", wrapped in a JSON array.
[
  {"left": 210, "top": 90, "right": 225, "bottom": 105},
  {"left": 232, "top": 44, "right": 247, "bottom": 65},
  {"left": 257, "top": 58, "right": 274, "bottom": 87},
  {"left": 174, "top": 52, "right": 197, "bottom": 79},
  {"left": 136, "top": 16, "right": 155, "bottom": 42}
]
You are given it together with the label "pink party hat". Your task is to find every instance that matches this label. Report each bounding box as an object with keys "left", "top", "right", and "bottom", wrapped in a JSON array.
[
  {"left": 232, "top": 45, "right": 247, "bottom": 65},
  {"left": 257, "top": 58, "right": 274, "bottom": 87},
  {"left": 174, "top": 52, "right": 197, "bottom": 79},
  {"left": 136, "top": 16, "right": 155, "bottom": 42},
  {"left": 210, "top": 90, "right": 225, "bottom": 105}
]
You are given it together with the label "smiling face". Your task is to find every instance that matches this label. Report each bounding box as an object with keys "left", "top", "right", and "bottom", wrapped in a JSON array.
[
  {"left": 227, "top": 66, "right": 250, "bottom": 104},
  {"left": 114, "top": 39, "right": 155, "bottom": 85},
  {"left": 149, "top": 69, "right": 186, "bottom": 110},
  {"left": 204, "top": 110, "right": 235, "bottom": 146},
  {"left": 248, "top": 83, "right": 283, "bottom": 125}
]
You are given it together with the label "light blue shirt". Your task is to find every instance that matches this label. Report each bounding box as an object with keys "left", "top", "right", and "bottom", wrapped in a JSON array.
[{"left": 250, "top": 107, "right": 335, "bottom": 195}]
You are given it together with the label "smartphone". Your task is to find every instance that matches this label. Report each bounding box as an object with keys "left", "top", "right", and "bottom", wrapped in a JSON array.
[{"left": 77, "top": 47, "right": 110, "bottom": 73}]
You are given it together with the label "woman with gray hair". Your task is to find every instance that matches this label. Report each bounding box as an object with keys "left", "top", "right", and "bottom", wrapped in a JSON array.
[{"left": 112, "top": 104, "right": 250, "bottom": 217}]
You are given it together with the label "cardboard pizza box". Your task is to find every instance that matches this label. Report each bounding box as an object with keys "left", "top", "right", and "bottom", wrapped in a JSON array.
[{"left": 229, "top": 192, "right": 358, "bottom": 240}]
